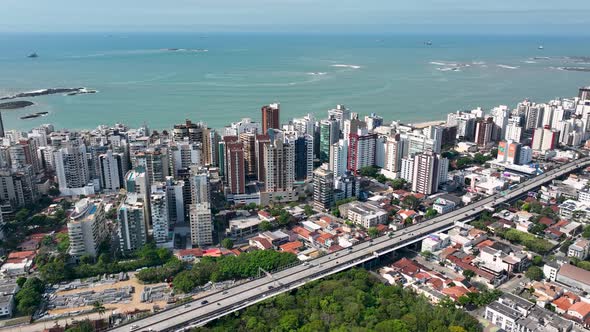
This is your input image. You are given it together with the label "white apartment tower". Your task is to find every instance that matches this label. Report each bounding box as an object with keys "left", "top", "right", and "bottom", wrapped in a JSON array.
[
  {"left": 189, "top": 203, "right": 213, "bottom": 247},
  {"left": 263, "top": 137, "right": 295, "bottom": 192}
]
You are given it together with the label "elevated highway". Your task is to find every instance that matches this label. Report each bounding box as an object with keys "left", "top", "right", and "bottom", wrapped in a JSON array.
[{"left": 111, "top": 157, "right": 590, "bottom": 332}]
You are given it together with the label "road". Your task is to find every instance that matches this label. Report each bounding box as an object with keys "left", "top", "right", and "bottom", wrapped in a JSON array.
[{"left": 110, "top": 157, "right": 590, "bottom": 332}]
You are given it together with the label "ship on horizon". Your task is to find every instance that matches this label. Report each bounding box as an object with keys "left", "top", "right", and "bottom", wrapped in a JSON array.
[{"left": 27, "top": 52, "right": 38, "bottom": 58}]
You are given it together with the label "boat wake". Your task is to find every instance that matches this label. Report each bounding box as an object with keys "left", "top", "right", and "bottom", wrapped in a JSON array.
[
  {"left": 497, "top": 64, "right": 519, "bottom": 69},
  {"left": 331, "top": 64, "right": 361, "bottom": 69}
]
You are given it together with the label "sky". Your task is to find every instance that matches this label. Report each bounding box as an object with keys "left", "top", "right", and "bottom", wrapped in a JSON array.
[{"left": 2, "top": 0, "right": 590, "bottom": 34}]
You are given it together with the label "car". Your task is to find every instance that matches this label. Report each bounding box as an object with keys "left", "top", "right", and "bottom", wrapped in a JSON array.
[
  {"left": 217, "top": 302, "right": 221, "bottom": 305},
  {"left": 268, "top": 285, "right": 274, "bottom": 289},
  {"left": 201, "top": 300, "right": 208, "bottom": 305},
  {"left": 130, "top": 325, "right": 139, "bottom": 331},
  {"left": 222, "top": 291, "right": 228, "bottom": 295},
  {"left": 184, "top": 304, "right": 191, "bottom": 308}
]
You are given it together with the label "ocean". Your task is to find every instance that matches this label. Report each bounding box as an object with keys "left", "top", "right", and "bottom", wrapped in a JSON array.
[{"left": 0, "top": 33, "right": 589, "bottom": 132}]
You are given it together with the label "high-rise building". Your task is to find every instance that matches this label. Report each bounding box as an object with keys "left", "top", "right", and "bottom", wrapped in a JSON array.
[
  {"left": 505, "top": 117, "right": 523, "bottom": 142},
  {"left": 263, "top": 137, "right": 294, "bottom": 192},
  {"left": 290, "top": 134, "right": 313, "bottom": 181},
  {"left": 313, "top": 165, "right": 334, "bottom": 211},
  {"left": 531, "top": 127, "right": 559, "bottom": 152},
  {"left": 579, "top": 86, "right": 590, "bottom": 101},
  {"left": 491, "top": 106, "right": 510, "bottom": 141},
  {"left": 118, "top": 193, "right": 147, "bottom": 253},
  {"left": 261, "top": 103, "right": 280, "bottom": 134},
  {"left": 239, "top": 132, "right": 257, "bottom": 180},
  {"left": 319, "top": 118, "right": 339, "bottom": 162},
  {"left": 165, "top": 177, "right": 185, "bottom": 224},
  {"left": 347, "top": 128, "right": 377, "bottom": 174},
  {"left": 99, "top": 150, "right": 124, "bottom": 192},
  {"left": 364, "top": 113, "right": 383, "bottom": 131},
  {"left": 400, "top": 157, "right": 414, "bottom": 182},
  {"left": 412, "top": 151, "right": 442, "bottom": 195},
  {"left": 342, "top": 118, "right": 367, "bottom": 143},
  {"left": 334, "top": 171, "right": 360, "bottom": 201},
  {"left": 329, "top": 139, "right": 348, "bottom": 180},
  {"left": 383, "top": 134, "right": 402, "bottom": 178},
  {"left": 497, "top": 140, "right": 522, "bottom": 165},
  {"left": 292, "top": 113, "right": 315, "bottom": 137},
  {"left": 328, "top": 105, "right": 350, "bottom": 131},
  {"left": 222, "top": 118, "right": 261, "bottom": 136},
  {"left": 150, "top": 186, "right": 170, "bottom": 246},
  {"left": 0, "top": 167, "right": 39, "bottom": 210},
  {"left": 169, "top": 140, "right": 201, "bottom": 177},
  {"left": 10, "top": 139, "right": 41, "bottom": 174},
  {"left": 224, "top": 138, "right": 246, "bottom": 195},
  {"left": 67, "top": 198, "right": 107, "bottom": 259},
  {"left": 189, "top": 203, "right": 213, "bottom": 247},
  {"left": 134, "top": 148, "right": 169, "bottom": 184},
  {"left": 524, "top": 103, "right": 544, "bottom": 131},
  {"left": 475, "top": 117, "right": 495, "bottom": 146},
  {"left": 255, "top": 134, "right": 271, "bottom": 182},
  {"left": 189, "top": 166, "right": 210, "bottom": 204},
  {"left": 172, "top": 120, "right": 211, "bottom": 165},
  {"left": 54, "top": 142, "right": 94, "bottom": 196}
]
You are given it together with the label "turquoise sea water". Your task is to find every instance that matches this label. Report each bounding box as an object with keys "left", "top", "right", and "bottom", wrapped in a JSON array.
[{"left": 0, "top": 33, "right": 589, "bottom": 132}]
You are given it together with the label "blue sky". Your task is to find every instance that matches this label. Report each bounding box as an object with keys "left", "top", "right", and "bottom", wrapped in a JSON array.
[{"left": 2, "top": 0, "right": 590, "bottom": 33}]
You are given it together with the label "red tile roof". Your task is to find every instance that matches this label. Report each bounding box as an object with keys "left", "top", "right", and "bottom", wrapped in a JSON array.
[
  {"left": 320, "top": 216, "right": 333, "bottom": 223},
  {"left": 427, "top": 278, "right": 444, "bottom": 290},
  {"left": 539, "top": 216, "right": 556, "bottom": 226},
  {"left": 568, "top": 301, "right": 590, "bottom": 319},
  {"left": 475, "top": 239, "right": 495, "bottom": 249},
  {"left": 250, "top": 237, "right": 273, "bottom": 250},
  {"left": 442, "top": 286, "right": 470, "bottom": 300},
  {"left": 177, "top": 248, "right": 204, "bottom": 257},
  {"left": 292, "top": 226, "right": 312, "bottom": 239},
  {"left": 552, "top": 296, "right": 575, "bottom": 312},
  {"left": 7, "top": 251, "right": 36, "bottom": 263},
  {"left": 280, "top": 241, "right": 303, "bottom": 253}
]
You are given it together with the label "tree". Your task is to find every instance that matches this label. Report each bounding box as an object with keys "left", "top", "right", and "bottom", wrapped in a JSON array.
[
  {"left": 259, "top": 221, "right": 273, "bottom": 231},
  {"left": 15, "top": 208, "right": 30, "bottom": 222},
  {"left": 525, "top": 266, "right": 544, "bottom": 281},
  {"left": 79, "top": 254, "right": 93, "bottom": 265},
  {"left": 368, "top": 227, "right": 379, "bottom": 238},
  {"left": 105, "top": 208, "right": 117, "bottom": 220},
  {"left": 48, "top": 187, "right": 61, "bottom": 196},
  {"left": 532, "top": 256, "right": 544, "bottom": 266},
  {"left": 221, "top": 238, "right": 234, "bottom": 249},
  {"left": 303, "top": 205, "right": 314, "bottom": 217},
  {"left": 420, "top": 251, "right": 434, "bottom": 260},
  {"left": 402, "top": 195, "right": 419, "bottom": 210},
  {"left": 462, "top": 269, "right": 475, "bottom": 281},
  {"left": 65, "top": 320, "right": 94, "bottom": 332},
  {"left": 16, "top": 277, "right": 27, "bottom": 288},
  {"left": 583, "top": 225, "right": 590, "bottom": 239},
  {"left": 390, "top": 179, "right": 406, "bottom": 190},
  {"left": 92, "top": 301, "right": 106, "bottom": 316},
  {"left": 15, "top": 277, "right": 45, "bottom": 315},
  {"left": 425, "top": 208, "right": 438, "bottom": 219},
  {"left": 40, "top": 259, "right": 70, "bottom": 284},
  {"left": 359, "top": 166, "right": 379, "bottom": 178}
]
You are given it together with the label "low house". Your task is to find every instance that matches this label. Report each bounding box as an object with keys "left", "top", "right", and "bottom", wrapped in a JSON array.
[
  {"left": 0, "top": 251, "right": 36, "bottom": 277},
  {"left": 175, "top": 248, "right": 204, "bottom": 263}
]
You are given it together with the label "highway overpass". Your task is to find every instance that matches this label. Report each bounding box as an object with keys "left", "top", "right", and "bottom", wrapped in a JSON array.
[{"left": 111, "top": 157, "right": 590, "bottom": 332}]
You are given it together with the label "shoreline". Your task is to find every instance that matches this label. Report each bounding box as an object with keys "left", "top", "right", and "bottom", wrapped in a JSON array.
[{"left": 407, "top": 120, "right": 445, "bottom": 129}]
